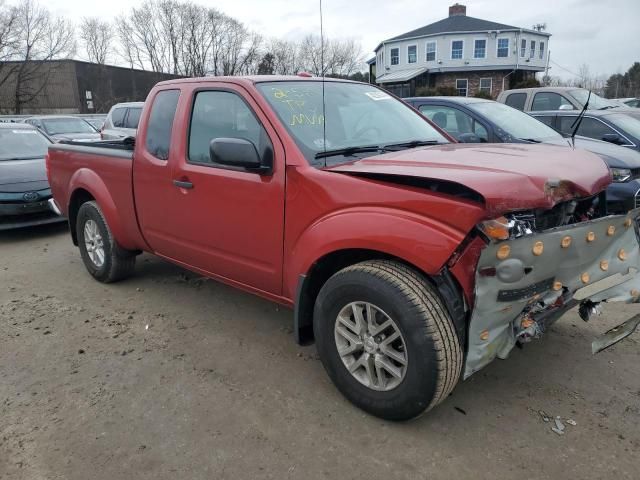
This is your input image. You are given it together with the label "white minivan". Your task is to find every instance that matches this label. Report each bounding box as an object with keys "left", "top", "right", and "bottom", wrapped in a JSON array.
[{"left": 101, "top": 102, "right": 144, "bottom": 140}]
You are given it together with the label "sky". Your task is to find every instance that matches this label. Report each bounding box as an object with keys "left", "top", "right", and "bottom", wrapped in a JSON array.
[{"left": 40, "top": 0, "right": 640, "bottom": 79}]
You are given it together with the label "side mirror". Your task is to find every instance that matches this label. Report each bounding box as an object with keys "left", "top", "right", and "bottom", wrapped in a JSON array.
[
  {"left": 602, "top": 133, "right": 624, "bottom": 145},
  {"left": 559, "top": 104, "right": 575, "bottom": 110},
  {"left": 209, "top": 138, "right": 270, "bottom": 174},
  {"left": 457, "top": 133, "right": 482, "bottom": 143}
]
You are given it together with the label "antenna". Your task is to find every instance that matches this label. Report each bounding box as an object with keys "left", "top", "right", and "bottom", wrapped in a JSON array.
[
  {"left": 320, "top": 0, "right": 327, "bottom": 166},
  {"left": 532, "top": 23, "right": 546, "bottom": 32}
]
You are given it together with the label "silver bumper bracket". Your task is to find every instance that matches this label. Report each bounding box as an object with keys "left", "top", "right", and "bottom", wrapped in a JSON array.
[{"left": 592, "top": 314, "right": 640, "bottom": 354}]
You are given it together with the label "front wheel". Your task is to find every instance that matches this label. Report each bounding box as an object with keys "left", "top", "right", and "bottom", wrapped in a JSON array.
[
  {"left": 313, "top": 260, "right": 462, "bottom": 421},
  {"left": 76, "top": 201, "right": 136, "bottom": 283}
]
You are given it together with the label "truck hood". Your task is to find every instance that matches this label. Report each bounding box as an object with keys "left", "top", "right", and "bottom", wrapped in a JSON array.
[
  {"left": 325, "top": 143, "right": 611, "bottom": 216},
  {"left": 0, "top": 157, "right": 49, "bottom": 192}
]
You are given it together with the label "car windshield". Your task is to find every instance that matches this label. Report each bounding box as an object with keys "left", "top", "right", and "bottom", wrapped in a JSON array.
[
  {"left": 469, "top": 101, "right": 564, "bottom": 142},
  {"left": 569, "top": 89, "right": 619, "bottom": 110},
  {"left": 606, "top": 113, "right": 640, "bottom": 139},
  {"left": 41, "top": 117, "right": 97, "bottom": 135},
  {"left": 0, "top": 128, "right": 50, "bottom": 161},
  {"left": 256, "top": 81, "right": 448, "bottom": 166}
]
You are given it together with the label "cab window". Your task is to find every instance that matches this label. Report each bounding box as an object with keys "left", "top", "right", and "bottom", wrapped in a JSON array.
[
  {"left": 419, "top": 104, "right": 488, "bottom": 142},
  {"left": 531, "top": 92, "right": 574, "bottom": 111},
  {"left": 504, "top": 93, "right": 526, "bottom": 111},
  {"left": 558, "top": 116, "right": 616, "bottom": 140},
  {"left": 124, "top": 108, "right": 142, "bottom": 129},
  {"left": 188, "top": 90, "right": 269, "bottom": 166},
  {"left": 110, "top": 108, "right": 126, "bottom": 128}
]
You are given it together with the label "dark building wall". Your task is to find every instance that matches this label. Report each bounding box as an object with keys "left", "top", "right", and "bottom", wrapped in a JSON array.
[
  {"left": 74, "top": 62, "right": 182, "bottom": 113},
  {"left": 0, "top": 60, "right": 182, "bottom": 114},
  {"left": 0, "top": 61, "right": 79, "bottom": 114}
]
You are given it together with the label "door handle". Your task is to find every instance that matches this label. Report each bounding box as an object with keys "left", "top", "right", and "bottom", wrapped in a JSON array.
[{"left": 173, "top": 179, "right": 194, "bottom": 189}]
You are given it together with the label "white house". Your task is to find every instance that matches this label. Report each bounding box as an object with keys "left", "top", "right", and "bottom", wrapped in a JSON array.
[{"left": 370, "top": 4, "right": 551, "bottom": 98}]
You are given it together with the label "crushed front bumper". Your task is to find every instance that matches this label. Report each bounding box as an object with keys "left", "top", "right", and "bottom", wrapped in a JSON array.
[{"left": 465, "top": 208, "right": 640, "bottom": 378}]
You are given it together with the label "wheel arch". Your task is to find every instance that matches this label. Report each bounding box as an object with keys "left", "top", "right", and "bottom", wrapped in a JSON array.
[
  {"left": 68, "top": 188, "right": 95, "bottom": 245},
  {"left": 66, "top": 169, "right": 138, "bottom": 250},
  {"left": 293, "top": 248, "right": 467, "bottom": 348}
]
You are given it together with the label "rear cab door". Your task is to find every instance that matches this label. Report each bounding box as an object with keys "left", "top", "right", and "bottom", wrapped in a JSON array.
[{"left": 133, "top": 81, "right": 286, "bottom": 297}]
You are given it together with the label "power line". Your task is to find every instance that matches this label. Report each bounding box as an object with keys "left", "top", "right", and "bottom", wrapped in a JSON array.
[{"left": 549, "top": 59, "right": 581, "bottom": 78}]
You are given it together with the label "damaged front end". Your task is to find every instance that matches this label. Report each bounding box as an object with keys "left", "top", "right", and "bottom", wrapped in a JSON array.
[{"left": 463, "top": 196, "right": 640, "bottom": 378}]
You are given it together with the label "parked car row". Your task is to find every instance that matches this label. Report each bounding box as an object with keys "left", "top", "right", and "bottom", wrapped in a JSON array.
[
  {"left": 0, "top": 102, "right": 142, "bottom": 230},
  {"left": 404, "top": 95, "right": 640, "bottom": 214},
  {"left": 0, "top": 123, "right": 65, "bottom": 230}
]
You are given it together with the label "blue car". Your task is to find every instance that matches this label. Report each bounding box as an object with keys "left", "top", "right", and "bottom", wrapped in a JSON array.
[{"left": 404, "top": 96, "right": 640, "bottom": 214}]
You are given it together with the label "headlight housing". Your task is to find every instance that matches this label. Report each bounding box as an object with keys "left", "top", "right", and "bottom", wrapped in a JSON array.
[
  {"left": 611, "top": 167, "right": 632, "bottom": 183},
  {"left": 478, "top": 216, "right": 510, "bottom": 240}
]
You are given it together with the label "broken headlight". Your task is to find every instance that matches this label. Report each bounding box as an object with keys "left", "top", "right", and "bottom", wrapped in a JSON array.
[{"left": 478, "top": 216, "right": 534, "bottom": 241}]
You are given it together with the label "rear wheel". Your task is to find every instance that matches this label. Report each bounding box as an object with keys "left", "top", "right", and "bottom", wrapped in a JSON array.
[
  {"left": 313, "top": 260, "right": 462, "bottom": 421},
  {"left": 76, "top": 201, "right": 136, "bottom": 283}
]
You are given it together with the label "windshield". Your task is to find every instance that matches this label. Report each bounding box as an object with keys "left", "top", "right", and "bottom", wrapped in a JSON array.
[
  {"left": 607, "top": 113, "right": 640, "bottom": 139},
  {"left": 569, "top": 89, "right": 619, "bottom": 110},
  {"left": 0, "top": 128, "right": 50, "bottom": 161},
  {"left": 256, "top": 81, "right": 448, "bottom": 166},
  {"left": 469, "top": 101, "right": 564, "bottom": 142},
  {"left": 41, "top": 117, "right": 97, "bottom": 135}
]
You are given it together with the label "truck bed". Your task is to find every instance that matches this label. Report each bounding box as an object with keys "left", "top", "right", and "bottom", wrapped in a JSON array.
[{"left": 47, "top": 141, "right": 147, "bottom": 251}]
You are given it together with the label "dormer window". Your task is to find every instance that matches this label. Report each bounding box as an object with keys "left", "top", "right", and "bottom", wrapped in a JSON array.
[
  {"left": 497, "top": 38, "right": 509, "bottom": 58},
  {"left": 407, "top": 45, "right": 417, "bottom": 64},
  {"left": 391, "top": 48, "right": 399, "bottom": 65},
  {"left": 474, "top": 39, "right": 486, "bottom": 59},
  {"left": 426, "top": 41, "right": 436, "bottom": 62},
  {"left": 451, "top": 40, "right": 463, "bottom": 59}
]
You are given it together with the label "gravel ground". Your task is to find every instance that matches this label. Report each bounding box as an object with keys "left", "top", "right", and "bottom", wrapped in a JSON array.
[{"left": 1, "top": 223, "right": 639, "bottom": 480}]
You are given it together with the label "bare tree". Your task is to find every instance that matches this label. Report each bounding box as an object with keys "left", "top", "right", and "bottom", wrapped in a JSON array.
[
  {"left": 79, "top": 17, "right": 113, "bottom": 64},
  {"left": 0, "top": 0, "right": 75, "bottom": 113},
  {"left": 0, "top": 1, "right": 19, "bottom": 92}
]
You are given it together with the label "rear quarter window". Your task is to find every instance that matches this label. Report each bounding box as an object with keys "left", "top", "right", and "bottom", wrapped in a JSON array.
[
  {"left": 145, "top": 90, "right": 180, "bottom": 160},
  {"left": 125, "top": 108, "right": 142, "bottom": 129},
  {"left": 110, "top": 108, "right": 126, "bottom": 128},
  {"left": 504, "top": 93, "right": 527, "bottom": 111}
]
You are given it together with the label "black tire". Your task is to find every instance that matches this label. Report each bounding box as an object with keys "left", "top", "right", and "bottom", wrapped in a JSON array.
[
  {"left": 76, "top": 201, "right": 136, "bottom": 283},
  {"left": 313, "top": 260, "right": 462, "bottom": 421}
]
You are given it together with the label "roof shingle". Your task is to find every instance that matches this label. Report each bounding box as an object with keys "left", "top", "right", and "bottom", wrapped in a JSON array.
[{"left": 383, "top": 15, "right": 549, "bottom": 44}]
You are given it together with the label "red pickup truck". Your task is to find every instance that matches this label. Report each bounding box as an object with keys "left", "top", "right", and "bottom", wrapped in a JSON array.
[{"left": 47, "top": 76, "right": 640, "bottom": 420}]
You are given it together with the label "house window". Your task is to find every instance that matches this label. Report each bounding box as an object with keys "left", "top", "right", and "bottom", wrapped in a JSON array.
[
  {"left": 520, "top": 38, "right": 527, "bottom": 57},
  {"left": 390, "top": 48, "right": 399, "bottom": 65},
  {"left": 426, "top": 41, "right": 436, "bottom": 62},
  {"left": 451, "top": 40, "right": 463, "bottom": 59},
  {"left": 407, "top": 45, "right": 417, "bottom": 64},
  {"left": 497, "top": 38, "right": 509, "bottom": 58},
  {"left": 456, "top": 79, "right": 468, "bottom": 96},
  {"left": 474, "top": 39, "right": 486, "bottom": 59},
  {"left": 530, "top": 41, "right": 536, "bottom": 59},
  {"left": 539, "top": 41, "right": 545, "bottom": 60},
  {"left": 479, "top": 78, "right": 492, "bottom": 95}
]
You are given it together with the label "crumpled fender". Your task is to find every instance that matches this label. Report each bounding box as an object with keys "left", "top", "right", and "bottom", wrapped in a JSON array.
[
  {"left": 284, "top": 206, "right": 474, "bottom": 299},
  {"left": 67, "top": 168, "right": 138, "bottom": 251}
]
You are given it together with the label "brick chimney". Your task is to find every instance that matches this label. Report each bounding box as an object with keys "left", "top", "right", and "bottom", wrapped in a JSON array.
[{"left": 449, "top": 3, "right": 467, "bottom": 16}]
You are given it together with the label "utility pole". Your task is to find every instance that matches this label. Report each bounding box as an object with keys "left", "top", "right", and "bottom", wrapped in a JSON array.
[{"left": 544, "top": 50, "right": 551, "bottom": 85}]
